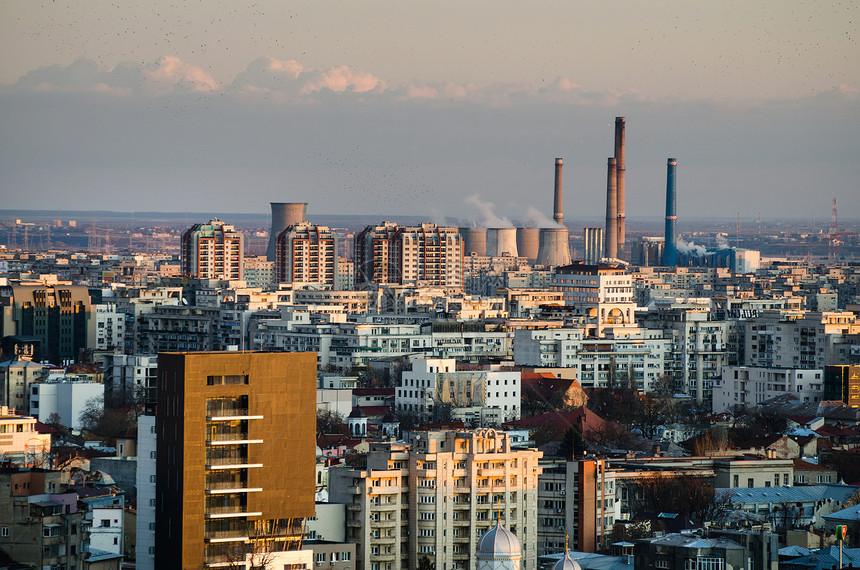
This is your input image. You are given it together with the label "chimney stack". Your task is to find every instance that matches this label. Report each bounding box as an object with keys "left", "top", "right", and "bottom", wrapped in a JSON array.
[
  {"left": 553, "top": 158, "right": 564, "bottom": 226},
  {"left": 267, "top": 202, "right": 307, "bottom": 261},
  {"left": 605, "top": 157, "right": 618, "bottom": 259},
  {"left": 663, "top": 158, "right": 678, "bottom": 266},
  {"left": 614, "top": 117, "right": 626, "bottom": 254}
]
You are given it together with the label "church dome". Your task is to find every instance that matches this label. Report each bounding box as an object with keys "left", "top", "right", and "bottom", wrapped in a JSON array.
[
  {"left": 552, "top": 553, "right": 582, "bottom": 570},
  {"left": 476, "top": 520, "right": 522, "bottom": 559}
]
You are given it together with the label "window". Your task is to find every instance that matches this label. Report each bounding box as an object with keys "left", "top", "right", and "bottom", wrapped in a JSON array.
[
  {"left": 0, "top": 527, "right": 8, "bottom": 537},
  {"left": 747, "top": 478, "right": 754, "bottom": 488},
  {"left": 100, "top": 520, "right": 111, "bottom": 528}
]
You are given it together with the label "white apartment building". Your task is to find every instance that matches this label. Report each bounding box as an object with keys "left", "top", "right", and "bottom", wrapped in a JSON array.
[
  {"left": 135, "top": 414, "right": 156, "bottom": 570},
  {"left": 91, "top": 303, "right": 125, "bottom": 351},
  {"left": 396, "top": 358, "right": 522, "bottom": 422},
  {"left": 745, "top": 310, "right": 860, "bottom": 369},
  {"left": 551, "top": 263, "right": 637, "bottom": 337},
  {"left": 243, "top": 255, "right": 276, "bottom": 289},
  {"left": 328, "top": 429, "right": 543, "bottom": 570},
  {"left": 30, "top": 377, "right": 104, "bottom": 430},
  {"left": 639, "top": 306, "right": 729, "bottom": 403},
  {"left": 712, "top": 366, "right": 824, "bottom": 413},
  {"left": 513, "top": 328, "right": 669, "bottom": 392},
  {"left": 102, "top": 353, "right": 158, "bottom": 405},
  {"left": 275, "top": 222, "right": 338, "bottom": 287}
]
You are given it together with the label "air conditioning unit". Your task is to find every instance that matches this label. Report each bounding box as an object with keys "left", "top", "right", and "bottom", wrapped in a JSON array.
[
  {"left": 556, "top": 509, "right": 563, "bottom": 514},
  {"left": 560, "top": 490, "right": 565, "bottom": 496}
]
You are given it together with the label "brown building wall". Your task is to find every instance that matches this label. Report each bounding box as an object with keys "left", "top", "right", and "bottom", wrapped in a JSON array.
[{"left": 156, "top": 351, "right": 317, "bottom": 569}]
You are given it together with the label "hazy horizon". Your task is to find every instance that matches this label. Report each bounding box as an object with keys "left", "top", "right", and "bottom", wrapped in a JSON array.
[{"left": 2, "top": 1, "right": 858, "bottom": 221}]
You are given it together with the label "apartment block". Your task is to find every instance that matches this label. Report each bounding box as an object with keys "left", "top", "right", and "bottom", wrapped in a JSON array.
[
  {"left": 395, "top": 358, "right": 522, "bottom": 422},
  {"left": 355, "top": 222, "right": 464, "bottom": 290},
  {"left": 180, "top": 219, "right": 244, "bottom": 281},
  {"left": 275, "top": 221, "right": 338, "bottom": 286},
  {"left": 550, "top": 262, "right": 636, "bottom": 337},
  {"left": 712, "top": 366, "right": 824, "bottom": 413},
  {"left": 328, "top": 429, "right": 543, "bottom": 570},
  {"left": 155, "top": 351, "right": 316, "bottom": 569},
  {"left": 537, "top": 459, "right": 617, "bottom": 556}
]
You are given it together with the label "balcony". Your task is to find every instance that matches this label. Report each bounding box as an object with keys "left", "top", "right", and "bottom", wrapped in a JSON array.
[
  {"left": 205, "top": 487, "right": 263, "bottom": 495},
  {"left": 204, "top": 506, "right": 263, "bottom": 519}
]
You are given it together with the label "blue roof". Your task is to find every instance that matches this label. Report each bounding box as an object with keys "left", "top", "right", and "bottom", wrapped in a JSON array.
[
  {"left": 781, "top": 546, "right": 860, "bottom": 570},
  {"left": 823, "top": 503, "right": 860, "bottom": 522},
  {"left": 730, "top": 485, "right": 858, "bottom": 505}
]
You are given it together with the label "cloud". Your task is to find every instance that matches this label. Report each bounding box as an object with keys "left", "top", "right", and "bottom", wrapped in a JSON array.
[{"left": 9, "top": 56, "right": 218, "bottom": 96}]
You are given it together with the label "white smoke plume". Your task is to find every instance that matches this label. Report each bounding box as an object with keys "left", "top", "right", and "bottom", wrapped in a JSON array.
[
  {"left": 676, "top": 239, "right": 707, "bottom": 257},
  {"left": 465, "top": 195, "right": 513, "bottom": 228},
  {"left": 520, "top": 206, "right": 564, "bottom": 228},
  {"left": 715, "top": 234, "right": 730, "bottom": 250}
]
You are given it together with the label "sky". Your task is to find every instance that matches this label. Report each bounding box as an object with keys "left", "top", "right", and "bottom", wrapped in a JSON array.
[{"left": 1, "top": 0, "right": 858, "bottom": 224}]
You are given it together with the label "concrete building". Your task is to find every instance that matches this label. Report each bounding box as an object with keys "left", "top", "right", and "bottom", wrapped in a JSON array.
[
  {"left": 0, "top": 468, "right": 85, "bottom": 569},
  {"left": 634, "top": 531, "right": 778, "bottom": 570},
  {"left": 135, "top": 414, "right": 156, "bottom": 570},
  {"left": 355, "top": 222, "right": 464, "bottom": 290},
  {"left": 824, "top": 364, "right": 860, "bottom": 408},
  {"left": 155, "top": 351, "right": 316, "bottom": 568},
  {"left": 395, "top": 358, "right": 522, "bottom": 423},
  {"left": 0, "top": 405, "right": 52, "bottom": 465},
  {"left": 745, "top": 311, "right": 860, "bottom": 370},
  {"left": 102, "top": 354, "right": 158, "bottom": 406},
  {"left": 328, "top": 429, "right": 543, "bottom": 570},
  {"left": 0, "top": 356, "right": 50, "bottom": 412},
  {"left": 180, "top": 219, "right": 244, "bottom": 281},
  {"left": 639, "top": 305, "right": 729, "bottom": 403},
  {"left": 583, "top": 228, "right": 604, "bottom": 265},
  {"left": 551, "top": 263, "right": 636, "bottom": 337},
  {"left": 0, "top": 283, "right": 93, "bottom": 364},
  {"left": 513, "top": 328, "right": 669, "bottom": 392},
  {"left": 712, "top": 366, "right": 824, "bottom": 413},
  {"left": 275, "top": 221, "right": 338, "bottom": 287},
  {"left": 537, "top": 459, "right": 617, "bottom": 556},
  {"left": 242, "top": 255, "right": 276, "bottom": 290},
  {"left": 30, "top": 376, "right": 105, "bottom": 430},
  {"left": 92, "top": 303, "right": 125, "bottom": 352}
]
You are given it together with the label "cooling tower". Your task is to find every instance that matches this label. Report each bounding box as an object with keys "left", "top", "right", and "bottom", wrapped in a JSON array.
[
  {"left": 516, "top": 227, "right": 540, "bottom": 261},
  {"left": 537, "top": 228, "right": 572, "bottom": 267},
  {"left": 614, "top": 117, "right": 626, "bottom": 252},
  {"left": 267, "top": 202, "right": 307, "bottom": 261},
  {"left": 458, "top": 227, "right": 488, "bottom": 256},
  {"left": 605, "top": 157, "right": 618, "bottom": 260},
  {"left": 487, "top": 228, "right": 518, "bottom": 257},
  {"left": 553, "top": 158, "right": 564, "bottom": 225},
  {"left": 663, "top": 158, "right": 678, "bottom": 267}
]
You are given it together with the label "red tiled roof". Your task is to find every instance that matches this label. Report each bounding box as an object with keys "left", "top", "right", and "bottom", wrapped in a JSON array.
[
  {"left": 504, "top": 407, "right": 606, "bottom": 440},
  {"left": 792, "top": 458, "right": 831, "bottom": 471}
]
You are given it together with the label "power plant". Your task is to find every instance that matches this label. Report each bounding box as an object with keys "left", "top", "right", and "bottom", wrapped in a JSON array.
[
  {"left": 614, "top": 117, "right": 626, "bottom": 252},
  {"left": 604, "top": 157, "right": 618, "bottom": 260},
  {"left": 516, "top": 227, "right": 540, "bottom": 262},
  {"left": 486, "top": 228, "right": 518, "bottom": 257},
  {"left": 536, "top": 227, "right": 571, "bottom": 267},
  {"left": 553, "top": 158, "right": 564, "bottom": 226},
  {"left": 267, "top": 202, "right": 307, "bottom": 261},
  {"left": 663, "top": 158, "right": 678, "bottom": 266},
  {"left": 459, "top": 227, "right": 488, "bottom": 256}
]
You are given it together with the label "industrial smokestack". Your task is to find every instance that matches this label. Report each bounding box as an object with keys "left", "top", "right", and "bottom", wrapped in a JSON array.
[
  {"left": 553, "top": 158, "right": 564, "bottom": 226},
  {"left": 605, "top": 157, "right": 618, "bottom": 260},
  {"left": 516, "top": 228, "right": 540, "bottom": 262},
  {"left": 663, "top": 158, "right": 678, "bottom": 266},
  {"left": 614, "top": 117, "right": 626, "bottom": 254},
  {"left": 267, "top": 202, "right": 307, "bottom": 261},
  {"left": 487, "top": 228, "right": 518, "bottom": 257},
  {"left": 537, "top": 228, "right": 572, "bottom": 267},
  {"left": 459, "top": 227, "right": 487, "bottom": 256}
]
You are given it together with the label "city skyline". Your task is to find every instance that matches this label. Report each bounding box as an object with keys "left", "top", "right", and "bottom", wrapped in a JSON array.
[{"left": 1, "top": 1, "right": 858, "bottom": 220}]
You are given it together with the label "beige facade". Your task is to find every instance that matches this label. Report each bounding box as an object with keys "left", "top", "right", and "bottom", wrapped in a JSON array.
[
  {"left": 180, "top": 219, "right": 244, "bottom": 280},
  {"left": 329, "top": 429, "right": 542, "bottom": 570}
]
